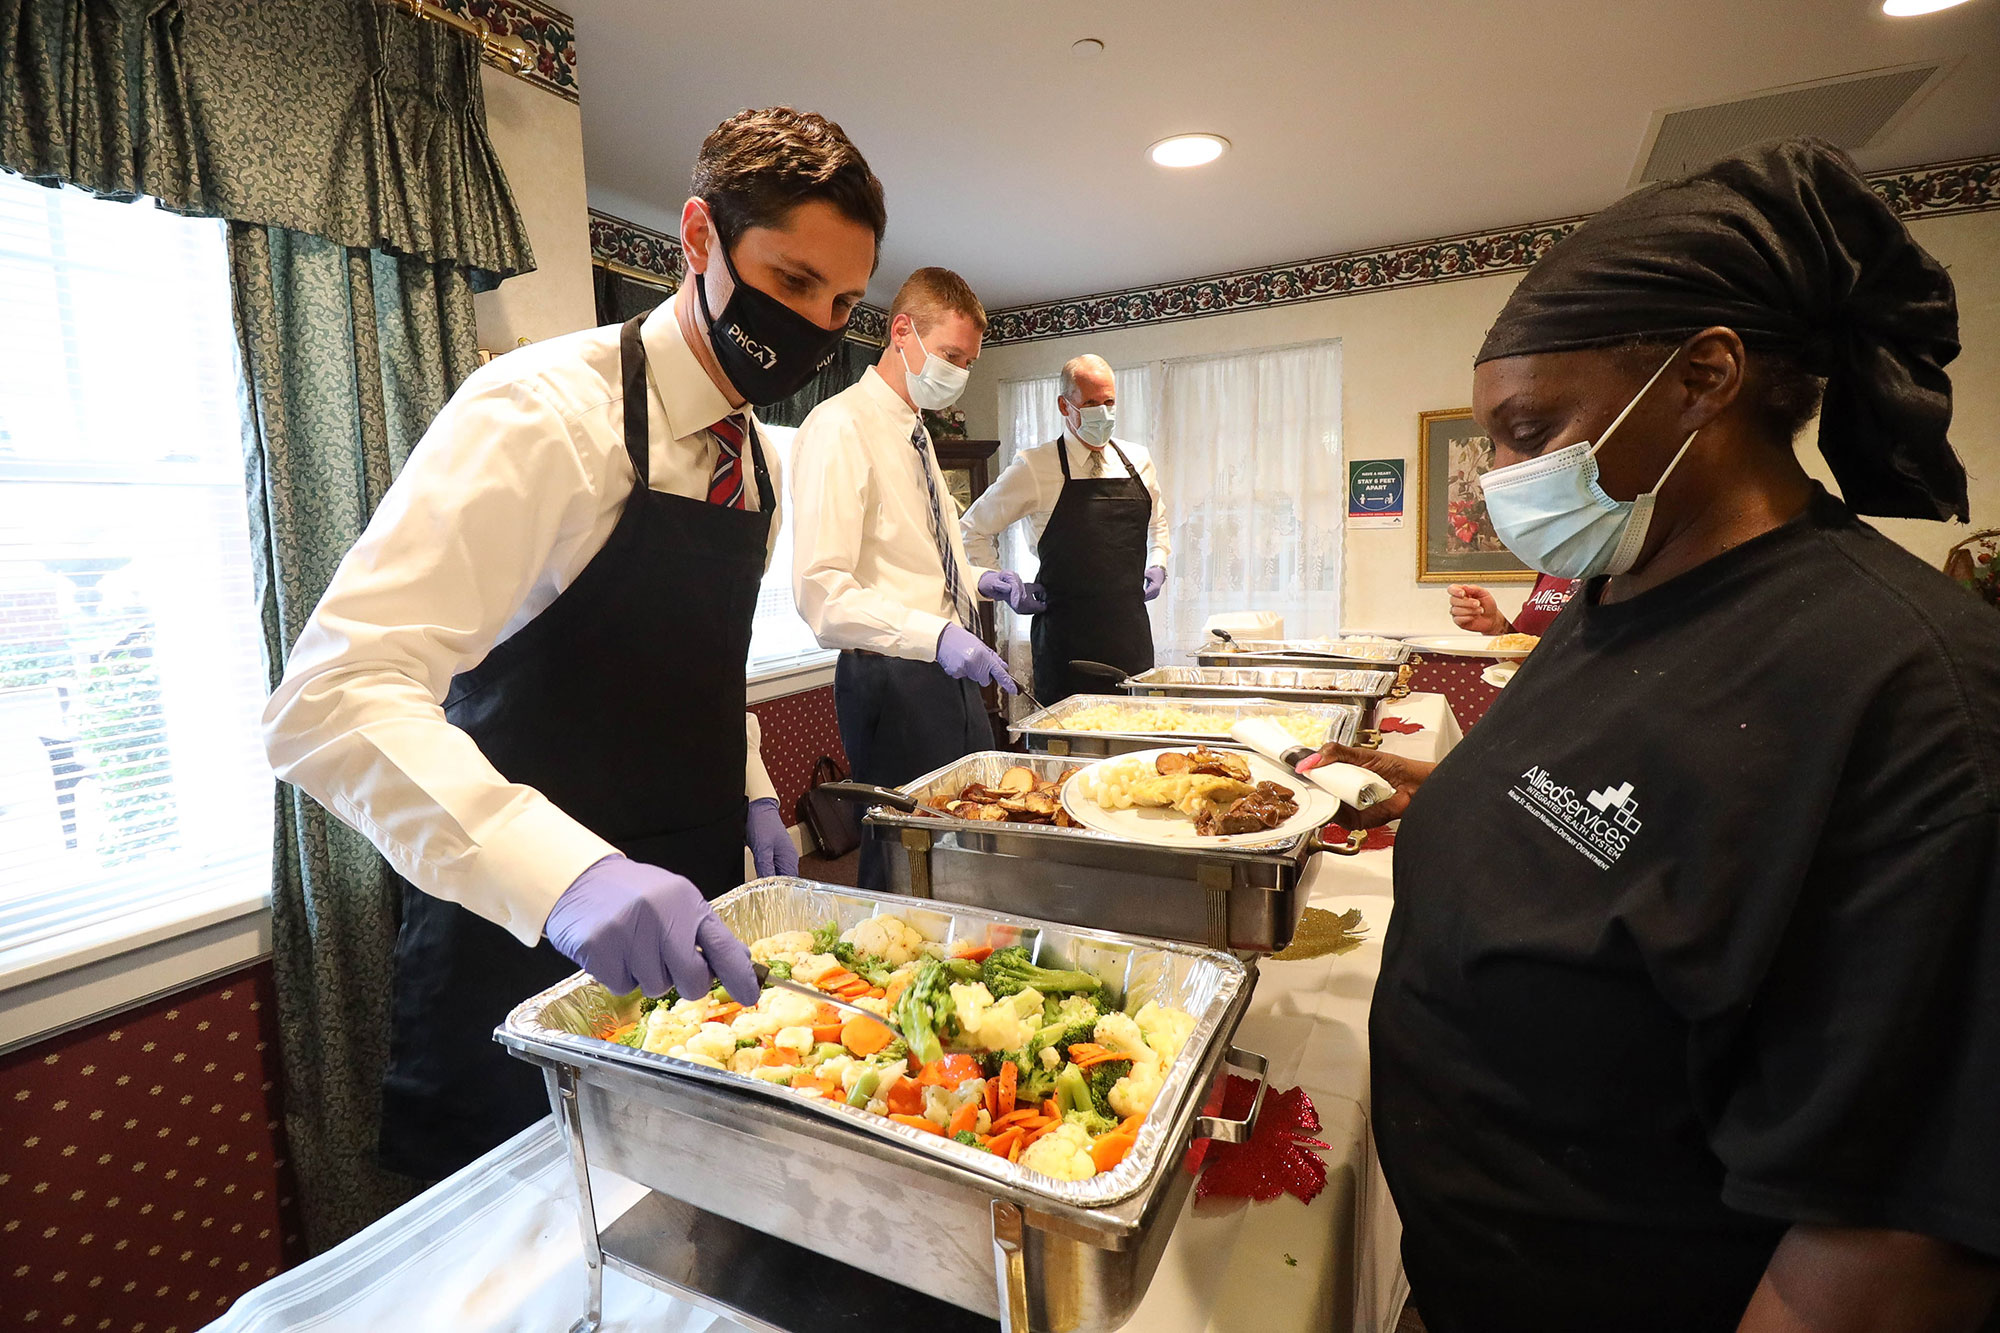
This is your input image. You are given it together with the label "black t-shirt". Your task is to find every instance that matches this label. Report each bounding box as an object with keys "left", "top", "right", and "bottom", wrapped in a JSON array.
[{"left": 1374, "top": 489, "right": 2000, "bottom": 1333}]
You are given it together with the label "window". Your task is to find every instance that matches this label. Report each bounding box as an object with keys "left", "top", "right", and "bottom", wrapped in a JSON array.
[
  {"left": 743, "top": 422, "right": 835, "bottom": 678},
  {"left": 0, "top": 172, "right": 272, "bottom": 961}
]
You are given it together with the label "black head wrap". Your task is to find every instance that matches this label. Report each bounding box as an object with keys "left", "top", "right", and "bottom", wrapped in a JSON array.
[{"left": 1477, "top": 137, "right": 1964, "bottom": 521}]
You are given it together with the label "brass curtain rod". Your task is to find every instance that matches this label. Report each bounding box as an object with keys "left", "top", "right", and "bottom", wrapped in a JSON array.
[{"left": 381, "top": 0, "right": 537, "bottom": 74}]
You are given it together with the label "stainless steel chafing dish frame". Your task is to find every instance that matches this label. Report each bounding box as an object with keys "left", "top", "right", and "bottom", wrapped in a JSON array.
[
  {"left": 835, "top": 752, "right": 1362, "bottom": 958},
  {"left": 1110, "top": 662, "right": 1413, "bottom": 708},
  {"left": 1193, "top": 633, "right": 1413, "bottom": 669},
  {"left": 499, "top": 878, "right": 1268, "bottom": 1333},
  {"left": 1008, "top": 692, "right": 1372, "bottom": 759}
]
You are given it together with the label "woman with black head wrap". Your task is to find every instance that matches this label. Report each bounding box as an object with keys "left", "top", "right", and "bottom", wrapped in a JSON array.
[{"left": 1307, "top": 139, "right": 2000, "bottom": 1332}]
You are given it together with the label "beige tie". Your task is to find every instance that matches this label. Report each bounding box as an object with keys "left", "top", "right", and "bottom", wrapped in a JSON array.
[{"left": 1084, "top": 446, "right": 1104, "bottom": 479}]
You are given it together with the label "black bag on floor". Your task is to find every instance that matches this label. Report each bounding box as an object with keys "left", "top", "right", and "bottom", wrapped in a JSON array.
[{"left": 796, "top": 755, "right": 863, "bottom": 860}]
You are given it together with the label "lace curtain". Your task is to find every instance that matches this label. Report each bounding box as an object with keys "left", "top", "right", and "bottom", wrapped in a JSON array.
[{"left": 992, "top": 340, "right": 1342, "bottom": 698}]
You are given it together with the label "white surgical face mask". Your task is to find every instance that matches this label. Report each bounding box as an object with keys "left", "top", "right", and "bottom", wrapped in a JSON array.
[
  {"left": 898, "top": 325, "right": 970, "bottom": 411},
  {"left": 1067, "top": 400, "right": 1116, "bottom": 448},
  {"left": 1478, "top": 347, "right": 1699, "bottom": 580}
]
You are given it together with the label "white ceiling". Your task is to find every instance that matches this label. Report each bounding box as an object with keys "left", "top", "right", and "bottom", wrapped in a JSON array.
[{"left": 568, "top": 0, "right": 2000, "bottom": 310}]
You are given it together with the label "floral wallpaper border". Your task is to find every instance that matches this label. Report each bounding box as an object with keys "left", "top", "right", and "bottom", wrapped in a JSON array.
[
  {"left": 437, "top": 0, "right": 580, "bottom": 103},
  {"left": 982, "top": 152, "right": 2000, "bottom": 346},
  {"left": 589, "top": 209, "right": 891, "bottom": 344}
]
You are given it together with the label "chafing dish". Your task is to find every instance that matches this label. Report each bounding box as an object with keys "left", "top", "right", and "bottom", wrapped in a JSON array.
[
  {"left": 1104, "top": 662, "right": 1409, "bottom": 709},
  {"left": 835, "top": 752, "right": 1354, "bottom": 955},
  {"left": 500, "top": 878, "right": 1267, "bottom": 1333},
  {"left": 1193, "top": 634, "right": 1413, "bottom": 669},
  {"left": 1009, "top": 692, "right": 1367, "bottom": 758}
]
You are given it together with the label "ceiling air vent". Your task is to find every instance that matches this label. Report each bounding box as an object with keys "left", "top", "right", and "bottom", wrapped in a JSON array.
[{"left": 1632, "top": 62, "right": 1949, "bottom": 184}]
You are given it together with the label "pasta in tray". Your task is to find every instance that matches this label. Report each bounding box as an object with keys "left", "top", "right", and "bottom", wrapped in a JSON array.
[{"left": 1054, "top": 703, "right": 1329, "bottom": 744}]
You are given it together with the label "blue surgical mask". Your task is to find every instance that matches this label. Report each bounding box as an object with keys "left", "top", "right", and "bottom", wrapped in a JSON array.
[
  {"left": 1068, "top": 401, "right": 1115, "bottom": 448},
  {"left": 898, "top": 325, "right": 970, "bottom": 411},
  {"left": 1478, "top": 349, "right": 1699, "bottom": 579}
]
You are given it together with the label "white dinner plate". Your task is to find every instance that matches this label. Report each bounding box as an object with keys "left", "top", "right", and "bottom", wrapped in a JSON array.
[
  {"left": 1059, "top": 746, "right": 1338, "bottom": 849},
  {"left": 1402, "top": 633, "right": 1535, "bottom": 660}
]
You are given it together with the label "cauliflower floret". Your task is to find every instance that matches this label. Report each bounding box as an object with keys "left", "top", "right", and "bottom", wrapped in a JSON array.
[
  {"left": 682, "top": 1022, "right": 739, "bottom": 1064},
  {"left": 640, "top": 1007, "right": 700, "bottom": 1056},
  {"left": 922, "top": 1078, "right": 987, "bottom": 1128},
  {"left": 729, "top": 1048, "right": 763, "bottom": 1075},
  {"left": 1038, "top": 1045, "right": 1062, "bottom": 1070},
  {"left": 1134, "top": 1001, "right": 1197, "bottom": 1066},
  {"left": 1109, "top": 1059, "right": 1166, "bottom": 1119},
  {"left": 750, "top": 930, "right": 815, "bottom": 964},
  {"left": 755, "top": 989, "right": 823, "bottom": 1030},
  {"left": 949, "top": 983, "right": 1045, "bottom": 1054},
  {"left": 850, "top": 995, "right": 891, "bottom": 1018},
  {"left": 747, "top": 1063, "right": 796, "bottom": 1086},
  {"left": 773, "top": 1026, "right": 815, "bottom": 1056},
  {"left": 668, "top": 996, "right": 711, "bottom": 1022},
  {"left": 731, "top": 1007, "right": 784, "bottom": 1042},
  {"left": 1019, "top": 1123, "right": 1097, "bottom": 1181},
  {"left": 1093, "top": 1012, "right": 1159, "bottom": 1068},
  {"left": 791, "top": 952, "right": 842, "bottom": 985},
  {"left": 815, "top": 1054, "right": 858, "bottom": 1087},
  {"left": 842, "top": 914, "right": 929, "bottom": 967}
]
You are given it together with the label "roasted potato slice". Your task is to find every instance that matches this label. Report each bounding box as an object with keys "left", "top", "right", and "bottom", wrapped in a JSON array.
[{"left": 997, "top": 766, "right": 1037, "bottom": 794}]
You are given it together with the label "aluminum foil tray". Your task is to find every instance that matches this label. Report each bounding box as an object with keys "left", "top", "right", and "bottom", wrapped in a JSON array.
[
  {"left": 1124, "top": 664, "right": 1400, "bottom": 696},
  {"left": 501, "top": 878, "right": 1251, "bottom": 1211},
  {"left": 1198, "top": 636, "right": 1411, "bottom": 666},
  {"left": 1009, "top": 693, "right": 1361, "bottom": 752}
]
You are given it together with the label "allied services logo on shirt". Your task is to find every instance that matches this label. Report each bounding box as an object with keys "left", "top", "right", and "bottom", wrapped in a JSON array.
[{"left": 1509, "top": 766, "right": 1642, "bottom": 869}]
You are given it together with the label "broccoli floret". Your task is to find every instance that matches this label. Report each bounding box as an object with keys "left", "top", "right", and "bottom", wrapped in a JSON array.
[
  {"left": 811, "top": 921, "right": 842, "bottom": 954},
  {"left": 830, "top": 941, "right": 892, "bottom": 985},
  {"left": 982, "top": 946, "right": 1102, "bottom": 1000},
  {"left": 1025, "top": 996, "right": 1104, "bottom": 1072},
  {"left": 1086, "top": 1059, "right": 1133, "bottom": 1114},
  {"left": 613, "top": 1024, "right": 644, "bottom": 1048},
  {"left": 943, "top": 957, "right": 985, "bottom": 985},
  {"left": 1055, "top": 1063, "right": 1117, "bottom": 1134},
  {"left": 893, "top": 957, "right": 955, "bottom": 1066},
  {"left": 1017, "top": 1062, "right": 1058, "bottom": 1105},
  {"left": 762, "top": 960, "right": 792, "bottom": 983},
  {"left": 953, "top": 1130, "right": 983, "bottom": 1148},
  {"left": 876, "top": 1035, "right": 909, "bottom": 1062}
]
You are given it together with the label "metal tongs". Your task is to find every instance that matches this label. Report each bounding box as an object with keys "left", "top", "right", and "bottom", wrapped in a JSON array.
[{"left": 751, "top": 962, "right": 918, "bottom": 1071}]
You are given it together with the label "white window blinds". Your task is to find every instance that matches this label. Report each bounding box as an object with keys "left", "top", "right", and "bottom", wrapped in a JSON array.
[{"left": 0, "top": 173, "right": 273, "bottom": 959}]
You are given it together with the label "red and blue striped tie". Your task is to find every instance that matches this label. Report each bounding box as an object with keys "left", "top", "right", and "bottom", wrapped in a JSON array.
[{"left": 708, "top": 414, "right": 748, "bottom": 509}]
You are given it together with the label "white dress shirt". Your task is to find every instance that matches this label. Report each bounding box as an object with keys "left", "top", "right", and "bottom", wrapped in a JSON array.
[
  {"left": 262, "top": 295, "right": 780, "bottom": 946},
  {"left": 790, "top": 366, "right": 995, "bottom": 660},
  {"left": 960, "top": 430, "right": 1171, "bottom": 573}
]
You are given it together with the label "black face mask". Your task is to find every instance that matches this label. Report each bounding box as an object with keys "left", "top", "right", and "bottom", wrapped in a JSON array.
[{"left": 694, "top": 238, "right": 849, "bottom": 406}]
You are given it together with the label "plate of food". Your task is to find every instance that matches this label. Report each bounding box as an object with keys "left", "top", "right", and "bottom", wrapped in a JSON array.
[
  {"left": 1401, "top": 632, "right": 1539, "bottom": 659},
  {"left": 1061, "top": 746, "right": 1337, "bottom": 849}
]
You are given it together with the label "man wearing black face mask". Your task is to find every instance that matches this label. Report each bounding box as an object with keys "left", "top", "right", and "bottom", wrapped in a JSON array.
[{"left": 263, "top": 107, "right": 886, "bottom": 1180}]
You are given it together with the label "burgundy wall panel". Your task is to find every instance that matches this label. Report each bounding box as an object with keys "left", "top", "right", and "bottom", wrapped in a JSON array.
[
  {"left": 1407, "top": 656, "right": 1505, "bottom": 730},
  {"left": 1, "top": 963, "right": 302, "bottom": 1332},
  {"left": 749, "top": 683, "right": 846, "bottom": 816}
]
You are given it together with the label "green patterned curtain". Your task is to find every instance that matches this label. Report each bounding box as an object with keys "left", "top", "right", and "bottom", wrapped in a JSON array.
[{"left": 233, "top": 223, "right": 482, "bottom": 1248}]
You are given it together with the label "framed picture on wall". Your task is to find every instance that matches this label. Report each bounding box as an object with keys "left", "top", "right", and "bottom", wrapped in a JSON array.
[{"left": 1416, "top": 407, "right": 1536, "bottom": 583}]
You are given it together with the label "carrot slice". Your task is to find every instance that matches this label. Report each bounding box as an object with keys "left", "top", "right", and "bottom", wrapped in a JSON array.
[
  {"left": 1091, "top": 1132, "right": 1137, "bottom": 1173},
  {"left": 1009, "top": 1135, "right": 1025, "bottom": 1163},
  {"left": 812, "top": 1003, "right": 842, "bottom": 1026},
  {"left": 984, "top": 1073, "right": 1000, "bottom": 1120},
  {"left": 709, "top": 1003, "right": 743, "bottom": 1025},
  {"left": 884, "top": 1077, "right": 924, "bottom": 1116},
  {"left": 812, "top": 1023, "right": 846, "bottom": 1046},
  {"left": 867, "top": 986, "right": 887, "bottom": 999},
  {"left": 889, "top": 1113, "right": 943, "bottom": 1135},
  {"left": 842, "top": 1017, "right": 895, "bottom": 1057},
  {"left": 988, "top": 1108, "right": 1042, "bottom": 1131},
  {"left": 762, "top": 1047, "right": 800, "bottom": 1067},
  {"left": 997, "top": 1060, "right": 1019, "bottom": 1118},
  {"left": 986, "top": 1127, "right": 1024, "bottom": 1159},
  {"left": 1043, "top": 1097, "right": 1060, "bottom": 1120},
  {"left": 947, "top": 1100, "right": 980, "bottom": 1138},
  {"left": 883, "top": 975, "right": 912, "bottom": 1007},
  {"left": 953, "top": 944, "right": 995, "bottom": 963},
  {"left": 1023, "top": 1120, "right": 1063, "bottom": 1147}
]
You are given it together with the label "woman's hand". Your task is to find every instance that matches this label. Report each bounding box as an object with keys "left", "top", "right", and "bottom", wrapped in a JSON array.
[
  {"left": 1449, "top": 583, "right": 1510, "bottom": 635},
  {"left": 1297, "top": 742, "right": 1435, "bottom": 828}
]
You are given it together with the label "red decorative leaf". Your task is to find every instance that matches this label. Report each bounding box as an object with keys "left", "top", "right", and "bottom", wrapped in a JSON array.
[
  {"left": 1194, "top": 1079, "right": 1334, "bottom": 1206},
  {"left": 1375, "top": 716, "right": 1425, "bottom": 734},
  {"left": 1323, "top": 822, "right": 1396, "bottom": 850}
]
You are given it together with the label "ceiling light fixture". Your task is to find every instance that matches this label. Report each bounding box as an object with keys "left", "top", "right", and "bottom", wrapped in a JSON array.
[
  {"left": 1882, "top": 0, "right": 1973, "bottom": 13},
  {"left": 1149, "top": 133, "right": 1229, "bottom": 168}
]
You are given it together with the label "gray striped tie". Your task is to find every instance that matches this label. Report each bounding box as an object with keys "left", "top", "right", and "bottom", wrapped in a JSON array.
[{"left": 913, "top": 420, "right": 978, "bottom": 631}]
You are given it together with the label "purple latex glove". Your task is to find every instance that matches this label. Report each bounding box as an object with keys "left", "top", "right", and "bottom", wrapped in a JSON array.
[
  {"left": 544, "top": 854, "right": 760, "bottom": 1002},
  {"left": 746, "top": 796, "right": 799, "bottom": 878},
  {"left": 978, "top": 569, "right": 1047, "bottom": 615},
  {"left": 935, "top": 623, "right": 1018, "bottom": 693},
  {"left": 1142, "top": 565, "right": 1168, "bottom": 602}
]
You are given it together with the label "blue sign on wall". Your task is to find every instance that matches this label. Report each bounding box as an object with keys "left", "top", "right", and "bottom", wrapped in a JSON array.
[{"left": 1347, "top": 459, "right": 1404, "bottom": 527}]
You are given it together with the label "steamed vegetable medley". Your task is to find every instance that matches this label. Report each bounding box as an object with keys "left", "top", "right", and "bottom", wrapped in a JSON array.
[{"left": 607, "top": 914, "right": 1198, "bottom": 1181}]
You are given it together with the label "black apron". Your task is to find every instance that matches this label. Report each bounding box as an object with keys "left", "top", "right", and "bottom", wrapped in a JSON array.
[
  {"left": 1030, "top": 437, "right": 1156, "bottom": 702},
  {"left": 378, "top": 315, "right": 773, "bottom": 1180}
]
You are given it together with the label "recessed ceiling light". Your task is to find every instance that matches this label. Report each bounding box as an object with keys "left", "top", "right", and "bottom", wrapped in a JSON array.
[
  {"left": 1071, "top": 37, "right": 1104, "bottom": 56},
  {"left": 1882, "top": 0, "right": 1973, "bottom": 13},
  {"left": 1149, "top": 133, "right": 1229, "bottom": 168}
]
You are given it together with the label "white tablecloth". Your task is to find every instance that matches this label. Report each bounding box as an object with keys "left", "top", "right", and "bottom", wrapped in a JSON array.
[{"left": 203, "top": 700, "right": 1459, "bottom": 1333}]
